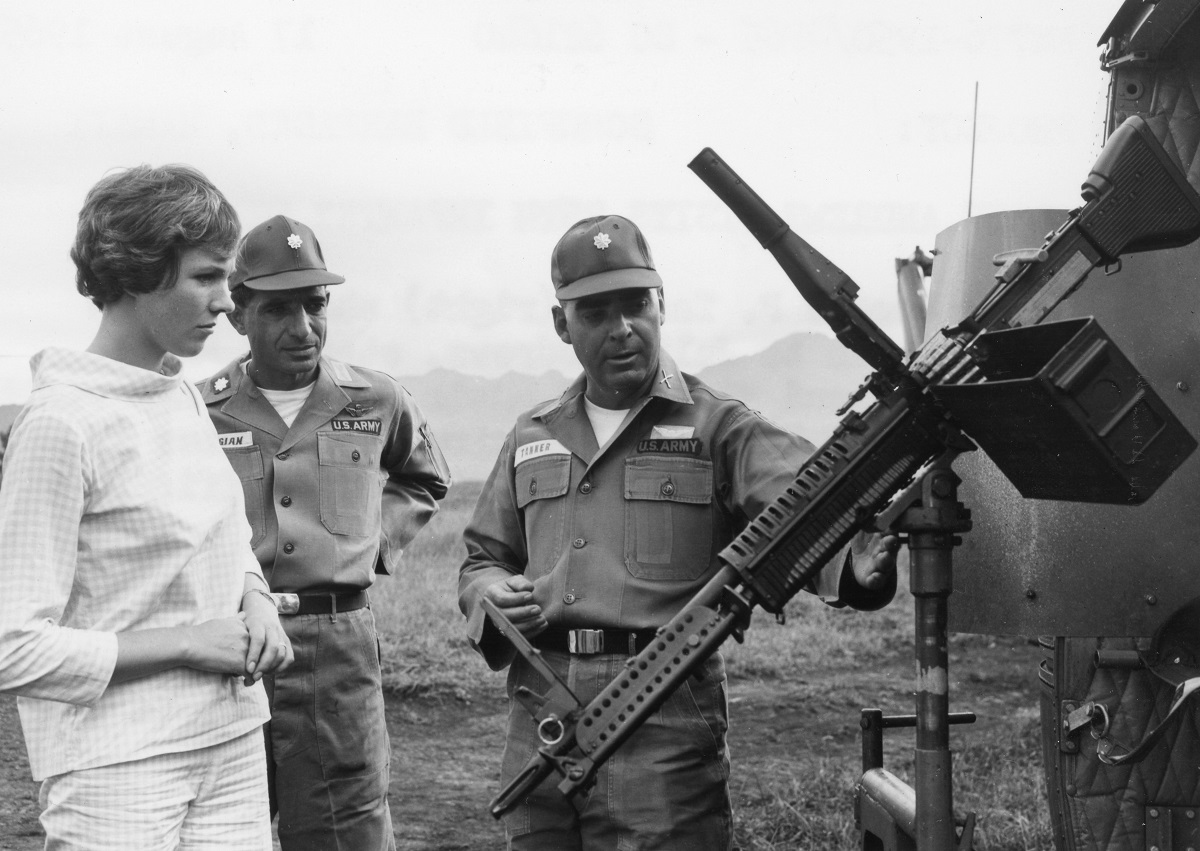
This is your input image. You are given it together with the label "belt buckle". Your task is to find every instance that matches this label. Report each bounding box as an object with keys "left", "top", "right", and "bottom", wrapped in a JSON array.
[
  {"left": 568, "top": 629, "right": 604, "bottom": 655},
  {"left": 273, "top": 593, "right": 301, "bottom": 615}
]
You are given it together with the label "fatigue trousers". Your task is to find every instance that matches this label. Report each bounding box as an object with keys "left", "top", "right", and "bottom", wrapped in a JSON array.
[
  {"left": 265, "top": 605, "right": 395, "bottom": 851},
  {"left": 501, "top": 649, "right": 732, "bottom": 851}
]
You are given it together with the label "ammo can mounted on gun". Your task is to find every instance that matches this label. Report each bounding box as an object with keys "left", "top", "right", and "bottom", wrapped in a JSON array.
[{"left": 921, "top": 3, "right": 1200, "bottom": 850}]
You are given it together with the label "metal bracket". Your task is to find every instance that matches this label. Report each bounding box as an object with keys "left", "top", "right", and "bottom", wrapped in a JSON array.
[
  {"left": 1063, "top": 700, "right": 1111, "bottom": 738},
  {"left": 992, "top": 247, "right": 1050, "bottom": 285},
  {"left": 1104, "top": 49, "right": 1151, "bottom": 69}
]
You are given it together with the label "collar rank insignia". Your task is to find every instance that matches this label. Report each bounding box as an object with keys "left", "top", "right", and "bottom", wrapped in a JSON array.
[
  {"left": 286, "top": 233, "right": 303, "bottom": 250},
  {"left": 659, "top": 369, "right": 674, "bottom": 389},
  {"left": 593, "top": 232, "right": 611, "bottom": 250},
  {"left": 213, "top": 376, "right": 230, "bottom": 393},
  {"left": 342, "top": 402, "right": 374, "bottom": 418}
]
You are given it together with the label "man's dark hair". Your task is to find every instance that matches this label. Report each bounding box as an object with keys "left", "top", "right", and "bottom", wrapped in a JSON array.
[{"left": 230, "top": 284, "right": 256, "bottom": 309}]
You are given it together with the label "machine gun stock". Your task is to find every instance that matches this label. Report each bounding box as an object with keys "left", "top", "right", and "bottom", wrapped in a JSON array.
[{"left": 488, "top": 115, "right": 1200, "bottom": 816}]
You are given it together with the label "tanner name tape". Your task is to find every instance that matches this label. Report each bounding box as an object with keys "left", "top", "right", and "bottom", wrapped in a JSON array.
[{"left": 515, "top": 439, "right": 571, "bottom": 466}]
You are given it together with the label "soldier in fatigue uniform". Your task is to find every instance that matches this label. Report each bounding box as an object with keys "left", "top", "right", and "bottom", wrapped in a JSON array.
[
  {"left": 201, "top": 215, "right": 451, "bottom": 851},
  {"left": 459, "top": 214, "right": 900, "bottom": 850}
]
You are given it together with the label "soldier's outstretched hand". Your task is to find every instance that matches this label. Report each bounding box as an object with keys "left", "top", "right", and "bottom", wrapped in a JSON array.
[{"left": 850, "top": 531, "right": 901, "bottom": 591}]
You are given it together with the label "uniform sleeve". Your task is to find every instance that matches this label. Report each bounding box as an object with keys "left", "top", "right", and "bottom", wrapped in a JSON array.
[
  {"left": 716, "top": 407, "right": 894, "bottom": 611},
  {"left": 375, "top": 383, "right": 452, "bottom": 575},
  {"left": 0, "top": 408, "right": 118, "bottom": 704},
  {"left": 186, "top": 382, "right": 268, "bottom": 590},
  {"left": 457, "top": 431, "right": 527, "bottom": 670}
]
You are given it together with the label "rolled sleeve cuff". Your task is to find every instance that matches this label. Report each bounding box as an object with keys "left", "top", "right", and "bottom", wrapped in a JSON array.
[
  {"left": 67, "top": 630, "right": 119, "bottom": 704},
  {"left": 7, "top": 626, "right": 119, "bottom": 705},
  {"left": 460, "top": 572, "right": 518, "bottom": 671}
]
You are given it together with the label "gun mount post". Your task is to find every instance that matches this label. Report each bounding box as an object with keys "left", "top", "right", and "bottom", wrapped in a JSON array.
[
  {"left": 856, "top": 457, "right": 977, "bottom": 851},
  {"left": 905, "top": 459, "right": 973, "bottom": 851}
]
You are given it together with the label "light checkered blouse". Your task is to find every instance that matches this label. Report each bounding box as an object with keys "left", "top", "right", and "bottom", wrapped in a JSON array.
[{"left": 0, "top": 348, "right": 270, "bottom": 780}]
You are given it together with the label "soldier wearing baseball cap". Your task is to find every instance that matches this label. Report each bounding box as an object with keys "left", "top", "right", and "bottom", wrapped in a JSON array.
[
  {"left": 459, "top": 214, "right": 899, "bottom": 849},
  {"left": 231, "top": 215, "right": 346, "bottom": 291},
  {"left": 200, "top": 215, "right": 451, "bottom": 851},
  {"left": 550, "top": 214, "right": 662, "bottom": 300}
]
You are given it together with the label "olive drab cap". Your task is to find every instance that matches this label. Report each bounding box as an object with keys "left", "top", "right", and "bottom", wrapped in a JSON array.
[
  {"left": 231, "top": 215, "right": 346, "bottom": 290},
  {"left": 550, "top": 215, "right": 662, "bottom": 300}
]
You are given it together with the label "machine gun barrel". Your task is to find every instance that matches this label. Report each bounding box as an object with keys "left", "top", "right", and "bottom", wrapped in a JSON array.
[
  {"left": 688, "top": 147, "right": 908, "bottom": 382},
  {"left": 489, "top": 116, "right": 1200, "bottom": 816}
]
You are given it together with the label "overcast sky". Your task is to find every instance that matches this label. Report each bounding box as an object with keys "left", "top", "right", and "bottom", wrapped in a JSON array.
[{"left": 1, "top": 1, "right": 1118, "bottom": 404}]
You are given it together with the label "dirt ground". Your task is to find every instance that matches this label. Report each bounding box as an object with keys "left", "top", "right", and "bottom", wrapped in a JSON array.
[{"left": 0, "top": 637, "right": 1042, "bottom": 851}]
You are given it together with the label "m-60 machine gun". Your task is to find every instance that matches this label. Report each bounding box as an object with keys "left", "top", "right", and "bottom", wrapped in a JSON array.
[{"left": 485, "top": 115, "right": 1200, "bottom": 850}]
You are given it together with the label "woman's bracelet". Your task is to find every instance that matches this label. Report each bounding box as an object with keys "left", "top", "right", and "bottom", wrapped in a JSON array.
[{"left": 242, "top": 588, "right": 279, "bottom": 611}]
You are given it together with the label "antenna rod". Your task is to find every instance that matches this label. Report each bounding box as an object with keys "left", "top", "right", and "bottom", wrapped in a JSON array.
[{"left": 967, "top": 81, "right": 979, "bottom": 217}]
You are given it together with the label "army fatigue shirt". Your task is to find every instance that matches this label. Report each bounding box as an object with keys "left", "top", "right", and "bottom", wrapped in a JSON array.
[
  {"left": 201, "top": 355, "right": 451, "bottom": 592},
  {"left": 460, "top": 351, "right": 869, "bottom": 670}
]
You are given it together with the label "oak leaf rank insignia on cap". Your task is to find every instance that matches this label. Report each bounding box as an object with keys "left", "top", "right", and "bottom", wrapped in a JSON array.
[
  {"left": 232, "top": 215, "right": 345, "bottom": 291},
  {"left": 550, "top": 214, "right": 661, "bottom": 300}
]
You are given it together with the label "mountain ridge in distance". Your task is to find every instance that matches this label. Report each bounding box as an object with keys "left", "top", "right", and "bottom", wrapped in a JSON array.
[
  {"left": 0, "top": 332, "right": 871, "bottom": 483},
  {"left": 397, "top": 331, "right": 868, "bottom": 481}
]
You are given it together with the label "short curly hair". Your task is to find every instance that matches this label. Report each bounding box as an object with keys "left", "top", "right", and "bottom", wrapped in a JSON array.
[{"left": 71, "top": 164, "right": 241, "bottom": 308}]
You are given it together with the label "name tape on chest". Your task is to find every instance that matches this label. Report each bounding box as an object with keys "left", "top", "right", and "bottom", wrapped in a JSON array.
[
  {"left": 515, "top": 439, "right": 571, "bottom": 466},
  {"left": 651, "top": 425, "right": 695, "bottom": 439},
  {"left": 218, "top": 431, "right": 254, "bottom": 449},
  {"left": 331, "top": 418, "right": 383, "bottom": 435}
]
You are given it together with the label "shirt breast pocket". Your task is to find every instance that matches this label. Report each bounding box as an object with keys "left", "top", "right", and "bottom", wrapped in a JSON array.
[
  {"left": 624, "top": 457, "right": 713, "bottom": 582},
  {"left": 318, "top": 432, "right": 383, "bottom": 537},
  {"left": 224, "top": 446, "right": 266, "bottom": 547},
  {"left": 515, "top": 455, "right": 571, "bottom": 574}
]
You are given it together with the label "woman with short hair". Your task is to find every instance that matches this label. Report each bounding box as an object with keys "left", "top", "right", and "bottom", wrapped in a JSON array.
[{"left": 0, "top": 164, "right": 293, "bottom": 850}]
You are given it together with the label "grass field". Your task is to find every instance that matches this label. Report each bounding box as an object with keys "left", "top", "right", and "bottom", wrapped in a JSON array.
[{"left": 371, "top": 480, "right": 1054, "bottom": 850}]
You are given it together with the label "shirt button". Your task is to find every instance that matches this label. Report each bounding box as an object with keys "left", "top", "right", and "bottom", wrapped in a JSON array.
[
  {"left": 529, "top": 477, "right": 537, "bottom": 495},
  {"left": 579, "top": 481, "right": 592, "bottom": 494},
  {"left": 563, "top": 593, "right": 576, "bottom": 604},
  {"left": 661, "top": 481, "right": 675, "bottom": 496},
  {"left": 283, "top": 543, "right": 295, "bottom": 554},
  {"left": 281, "top": 496, "right": 292, "bottom": 507},
  {"left": 572, "top": 537, "right": 586, "bottom": 549},
  {"left": 276, "top": 452, "right": 289, "bottom": 461},
  {"left": 352, "top": 450, "right": 361, "bottom": 462}
]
